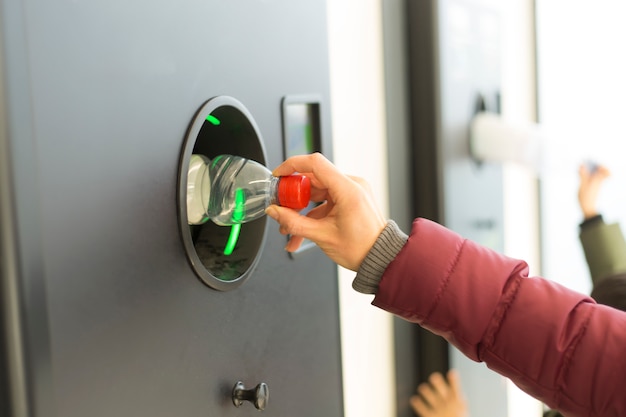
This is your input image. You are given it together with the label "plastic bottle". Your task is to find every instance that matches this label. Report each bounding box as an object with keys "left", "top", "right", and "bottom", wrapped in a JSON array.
[{"left": 186, "top": 154, "right": 311, "bottom": 226}]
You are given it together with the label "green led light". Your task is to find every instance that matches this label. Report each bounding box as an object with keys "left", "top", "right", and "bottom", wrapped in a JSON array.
[
  {"left": 223, "top": 189, "right": 246, "bottom": 256},
  {"left": 232, "top": 188, "right": 246, "bottom": 222},
  {"left": 223, "top": 224, "right": 241, "bottom": 256},
  {"left": 210, "top": 154, "right": 225, "bottom": 168},
  {"left": 206, "top": 114, "right": 221, "bottom": 125}
]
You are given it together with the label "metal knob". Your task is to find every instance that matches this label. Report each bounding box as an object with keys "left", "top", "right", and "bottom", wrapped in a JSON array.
[{"left": 232, "top": 381, "right": 269, "bottom": 410}]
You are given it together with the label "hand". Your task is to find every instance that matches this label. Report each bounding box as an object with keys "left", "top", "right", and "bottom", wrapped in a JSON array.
[
  {"left": 578, "top": 163, "right": 610, "bottom": 220},
  {"left": 410, "top": 370, "right": 468, "bottom": 417},
  {"left": 265, "top": 153, "right": 387, "bottom": 272}
]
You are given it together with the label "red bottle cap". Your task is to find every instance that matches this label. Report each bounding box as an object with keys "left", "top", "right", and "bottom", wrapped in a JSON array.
[{"left": 278, "top": 175, "right": 311, "bottom": 209}]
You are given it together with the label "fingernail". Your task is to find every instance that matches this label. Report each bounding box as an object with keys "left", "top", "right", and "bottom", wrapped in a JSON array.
[{"left": 265, "top": 205, "right": 278, "bottom": 220}]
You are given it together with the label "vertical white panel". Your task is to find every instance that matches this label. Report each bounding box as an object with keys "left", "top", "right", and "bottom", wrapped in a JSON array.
[
  {"left": 537, "top": 0, "right": 626, "bottom": 294},
  {"left": 327, "top": 2, "right": 396, "bottom": 417}
]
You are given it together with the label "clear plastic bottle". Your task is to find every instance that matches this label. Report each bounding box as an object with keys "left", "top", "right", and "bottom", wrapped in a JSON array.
[{"left": 186, "top": 154, "right": 311, "bottom": 226}]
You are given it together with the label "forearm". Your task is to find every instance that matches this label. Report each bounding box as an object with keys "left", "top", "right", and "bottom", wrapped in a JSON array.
[
  {"left": 579, "top": 217, "right": 626, "bottom": 284},
  {"left": 364, "top": 218, "right": 626, "bottom": 417}
]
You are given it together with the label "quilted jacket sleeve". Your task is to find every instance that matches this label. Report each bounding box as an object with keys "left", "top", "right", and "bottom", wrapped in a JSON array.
[{"left": 372, "top": 218, "right": 626, "bottom": 417}]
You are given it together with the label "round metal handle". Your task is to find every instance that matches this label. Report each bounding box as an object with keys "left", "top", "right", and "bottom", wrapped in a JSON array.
[{"left": 232, "top": 381, "right": 269, "bottom": 410}]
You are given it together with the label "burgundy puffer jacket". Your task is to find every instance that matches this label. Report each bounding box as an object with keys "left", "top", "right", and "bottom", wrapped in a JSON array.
[{"left": 373, "top": 219, "right": 626, "bottom": 417}]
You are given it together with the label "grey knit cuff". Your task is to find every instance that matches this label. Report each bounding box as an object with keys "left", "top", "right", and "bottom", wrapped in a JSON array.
[{"left": 352, "top": 220, "right": 408, "bottom": 294}]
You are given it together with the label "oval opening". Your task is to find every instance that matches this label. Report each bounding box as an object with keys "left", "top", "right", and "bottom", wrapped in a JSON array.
[{"left": 178, "top": 96, "right": 268, "bottom": 291}]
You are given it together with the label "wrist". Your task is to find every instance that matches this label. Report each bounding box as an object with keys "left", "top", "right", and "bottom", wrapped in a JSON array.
[
  {"left": 580, "top": 214, "right": 603, "bottom": 229},
  {"left": 352, "top": 220, "right": 408, "bottom": 294},
  {"left": 583, "top": 210, "right": 599, "bottom": 220}
]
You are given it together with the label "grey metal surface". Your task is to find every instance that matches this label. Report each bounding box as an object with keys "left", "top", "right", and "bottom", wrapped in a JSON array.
[
  {"left": 0, "top": 1, "right": 343, "bottom": 416},
  {"left": 405, "top": 0, "right": 508, "bottom": 416},
  {"left": 437, "top": 1, "right": 508, "bottom": 416},
  {"left": 381, "top": 2, "right": 421, "bottom": 417}
]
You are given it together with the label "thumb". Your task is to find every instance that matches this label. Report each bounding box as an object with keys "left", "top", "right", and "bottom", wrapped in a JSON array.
[{"left": 265, "top": 205, "right": 323, "bottom": 243}]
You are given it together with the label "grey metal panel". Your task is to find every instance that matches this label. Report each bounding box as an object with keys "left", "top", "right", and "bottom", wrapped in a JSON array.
[
  {"left": 437, "top": 1, "right": 507, "bottom": 416},
  {"left": 0, "top": 0, "right": 55, "bottom": 415},
  {"left": 381, "top": 2, "right": 422, "bottom": 417},
  {"left": 405, "top": 0, "right": 508, "bottom": 416},
  {"left": 437, "top": 0, "right": 505, "bottom": 245},
  {"left": 1, "top": 0, "right": 343, "bottom": 416}
]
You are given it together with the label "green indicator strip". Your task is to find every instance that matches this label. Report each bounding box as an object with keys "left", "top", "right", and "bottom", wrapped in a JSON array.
[
  {"left": 231, "top": 188, "right": 246, "bottom": 222},
  {"left": 223, "top": 224, "right": 241, "bottom": 256},
  {"left": 206, "top": 114, "right": 221, "bottom": 125},
  {"left": 223, "top": 188, "right": 246, "bottom": 256}
]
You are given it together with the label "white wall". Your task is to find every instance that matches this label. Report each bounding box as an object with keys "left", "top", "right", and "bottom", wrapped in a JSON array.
[
  {"left": 537, "top": 0, "right": 626, "bottom": 294},
  {"left": 326, "top": 2, "right": 396, "bottom": 417}
]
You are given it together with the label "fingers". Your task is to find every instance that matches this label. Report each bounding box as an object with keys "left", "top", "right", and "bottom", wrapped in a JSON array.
[
  {"left": 578, "top": 162, "right": 611, "bottom": 219},
  {"left": 272, "top": 152, "right": 332, "bottom": 176},
  {"left": 428, "top": 372, "right": 450, "bottom": 398},
  {"left": 411, "top": 375, "right": 442, "bottom": 417},
  {"left": 285, "top": 235, "right": 305, "bottom": 252},
  {"left": 579, "top": 162, "right": 611, "bottom": 182},
  {"left": 310, "top": 187, "right": 330, "bottom": 204},
  {"left": 265, "top": 205, "right": 326, "bottom": 247},
  {"left": 446, "top": 369, "right": 463, "bottom": 398},
  {"left": 578, "top": 163, "right": 589, "bottom": 180},
  {"left": 283, "top": 204, "right": 331, "bottom": 251},
  {"left": 273, "top": 153, "right": 353, "bottom": 193},
  {"left": 416, "top": 372, "right": 448, "bottom": 407},
  {"left": 596, "top": 165, "right": 611, "bottom": 180},
  {"left": 417, "top": 377, "right": 442, "bottom": 409},
  {"left": 410, "top": 395, "right": 434, "bottom": 417},
  {"left": 410, "top": 371, "right": 467, "bottom": 417},
  {"left": 268, "top": 154, "right": 386, "bottom": 271}
]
